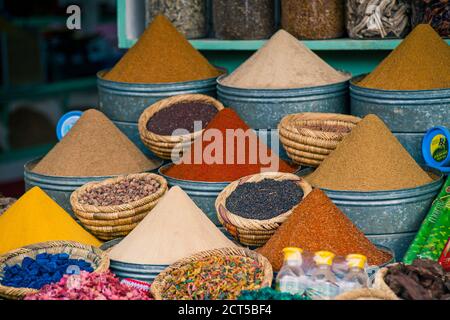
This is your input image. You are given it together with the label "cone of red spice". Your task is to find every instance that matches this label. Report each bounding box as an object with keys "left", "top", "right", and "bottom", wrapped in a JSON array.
[
  {"left": 164, "top": 108, "right": 296, "bottom": 182},
  {"left": 257, "top": 189, "right": 392, "bottom": 271}
]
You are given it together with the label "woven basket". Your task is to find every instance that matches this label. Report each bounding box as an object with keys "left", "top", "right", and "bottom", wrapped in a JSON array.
[
  {"left": 151, "top": 247, "right": 273, "bottom": 300},
  {"left": 278, "top": 113, "right": 361, "bottom": 167},
  {"left": 0, "top": 241, "right": 109, "bottom": 300},
  {"left": 335, "top": 288, "right": 398, "bottom": 300},
  {"left": 216, "top": 172, "right": 312, "bottom": 247},
  {"left": 70, "top": 173, "right": 168, "bottom": 240},
  {"left": 372, "top": 265, "right": 402, "bottom": 300},
  {"left": 138, "top": 94, "right": 224, "bottom": 160}
]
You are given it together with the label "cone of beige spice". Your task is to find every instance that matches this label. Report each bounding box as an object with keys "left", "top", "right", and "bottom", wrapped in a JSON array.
[{"left": 108, "top": 186, "right": 237, "bottom": 265}]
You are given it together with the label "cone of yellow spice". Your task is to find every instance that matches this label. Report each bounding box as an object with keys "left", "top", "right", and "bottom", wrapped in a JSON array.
[
  {"left": 104, "top": 15, "right": 220, "bottom": 84},
  {"left": 0, "top": 187, "right": 101, "bottom": 255}
]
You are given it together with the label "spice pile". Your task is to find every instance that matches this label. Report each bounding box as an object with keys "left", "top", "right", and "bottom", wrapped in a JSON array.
[
  {"left": 24, "top": 271, "right": 151, "bottom": 300},
  {"left": 225, "top": 179, "right": 303, "bottom": 220},
  {"left": 383, "top": 259, "right": 450, "bottom": 300},
  {"left": 78, "top": 176, "right": 161, "bottom": 207},
  {"left": 359, "top": 24, "right": 450, "bottom": 90},
  {"left": 108, "top": 186, "right": 236, "bottom": 265},
  {"left": 307, "top": 114, "right": 433, "bottom": 191},
  {"left": 160, "top": 255, "right": 264, "bottom": 300},
  {"left": 104, "top": 15, "right": 220, "bottom": 84},
  {"left": 146, "top": 101, "right": 219, "bottom": 136},
  {"left": 257, "top": 189, "right": 392, "bottom": 271},
  {"left": 164, "top": 109, "right": 296, "bottom": 182},
  {"left": 1, "top": 253, "right": 93, "bottom": 289},
  {"left": 33, "top": 109, "right": 159, "bottom": 177},
  {"left": 299, "top": 123, "right": 352, "bottom": 134},
  {"left": 220, "top": 30, "right": 349, "bottom": 89},
  {"left": 0, "top": 187, "right": 101, "bottom": 255}
]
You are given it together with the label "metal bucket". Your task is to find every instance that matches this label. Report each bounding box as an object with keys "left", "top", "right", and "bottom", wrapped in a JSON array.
[
  {"left": 97, "top": 69, "right": 224, "bottom": 154},
  {"left": 23, "top": 158, "right": 164, "bottom": 218},
  {"left": 109, "top": 260, "right": 168, "bottom": 283},
  {"left": 350, "top": 75, "right": 450, "bottom": 163},
  {"left": 321, "top": 168, "right": 443, "bottom": 259},
  {"left": 217, "top": 75, "right": 350, "bottom": 130}
]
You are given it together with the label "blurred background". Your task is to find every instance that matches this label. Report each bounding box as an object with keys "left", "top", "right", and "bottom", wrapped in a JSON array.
[{"left": 0, "top": 0, "right": 121, "bottom": 197}]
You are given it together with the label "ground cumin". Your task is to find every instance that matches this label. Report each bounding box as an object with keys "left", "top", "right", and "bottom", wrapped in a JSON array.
[
  {"left": 359, "top": 24, "right": 450, "bottom": 90},
  {"left": 257, "top": 189, "right": 392, "bottom": 271},
  {"left": 307, "top": 114, "right": 433, "bottom": 191},
  {"left": 164, "top": 109, "right": 296, "bottom": 182},
  {"left": 104, "top": 15, "right": 220, "bottom": 84},
  {"left": 33, "top": 109, "right": 159, "bottom": 177}
]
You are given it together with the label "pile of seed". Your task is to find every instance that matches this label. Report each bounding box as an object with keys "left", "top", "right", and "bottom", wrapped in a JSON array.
[
  {"left": 225, "top": 179, "right": 303, "bottom": 220},
  {"left": 78, "top": 176, "right": 161, "bottom": 206},
  {"left": 146, "top": 101, "right": 218, "bottom": 136}
]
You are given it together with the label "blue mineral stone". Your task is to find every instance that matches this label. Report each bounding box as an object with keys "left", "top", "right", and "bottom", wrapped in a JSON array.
[{"left": 58, "top": 253, "right": 69, "bottom": 260}]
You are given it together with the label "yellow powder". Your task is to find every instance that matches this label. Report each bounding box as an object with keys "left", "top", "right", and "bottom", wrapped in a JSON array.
[{"left": 0, "top": 187, "right": 101, "bottom": 254}]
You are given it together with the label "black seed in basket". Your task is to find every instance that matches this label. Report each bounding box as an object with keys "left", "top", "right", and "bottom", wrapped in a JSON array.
[
  {"left": 225, "top": 179, "right": 303, "bottom": 220},
  {"left": 146, "top": 102, "right": 218, "bottom": 136}
]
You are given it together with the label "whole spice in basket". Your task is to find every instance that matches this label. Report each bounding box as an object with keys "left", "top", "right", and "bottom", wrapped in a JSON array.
[
  {"left": 104, "top": 15, "right": 220, "bottom": 84},
  {"left": 0, "top": 194, "right": 15, "bottom": 216},
  {"left": 1, "top": 253, "right": 93, "bottom": 289},
  {"left": 25, "top": 271, "right": 151, "bottom": 300},
  {"left": 161, "top": 255, "right": 265, "bottom": 300},
  {"left": 307, "top": 114, "right": 433, "bottom": 191},
  {"left": 33, "top": 109, "right": 159, "bottom": 177},
  {"left": 358, "top": 24, "right": 450, "bottom": 90},
  {"left": 257, "top": 189, "right": 392, "bottom": 271},
  {"left": 0, "top": 187, "right": 101, "bottom": 255},
  {"left": 146, "top": 101, "right": 219, "bottom": 136},
  {"left": 108, "top": 186, "right": 236, "bottom": 265},
  {"left": 221, "top": 30, "right": 349, "bottom": 89},
  {"left": 164, "top": 109, "right": 297, "bottom": 182},
  {"left": 78, "top": 175, "right": 161, "bottom": 206},
  {"left": 225, "top": 179, "right": 304, "bottom": 220}
]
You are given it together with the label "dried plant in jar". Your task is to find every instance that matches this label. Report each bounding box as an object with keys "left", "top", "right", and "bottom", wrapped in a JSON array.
[
  {"left": 346, "top": 0, "right": 410, "bottom": 39},
  {"left": 146, "top": 0, "right": 206, "bottom": 39},
  {"left": 212, "top": 0, "right": 275, "bottom": 40},
  {"left": 281, "top": 0, "right": 346, "bottom": 39},
  {"left": 411, "top": 0, "right": 449, "bottom": 37}
]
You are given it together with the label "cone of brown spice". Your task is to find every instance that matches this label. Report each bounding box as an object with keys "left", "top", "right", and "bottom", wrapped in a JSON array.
[
  {"left": 257, "top": 189, "right": 392, "bottom": 271},
  {"left": 307, "top": 114, "right": 433, "bottom": 191}
]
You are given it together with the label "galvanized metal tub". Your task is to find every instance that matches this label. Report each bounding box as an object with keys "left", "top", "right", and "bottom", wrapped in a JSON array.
[
  {"left": 350, "top": 75, "right": 450, "bottom": 163},
  {"left": 23, "top": 157, "right": 164, "bottom": 219},
  {"left": 320, "top": 169, "right": 443, "bottom": 259},
  {"left": 159, "top": 163, "right": 305, "bottom": 226},
  {"left": 97, "top": 69, "right": 224, "bottom": 154},
  {"left": 109, "top": 260, "right": 167, "bottom": 283},
  {"left": 255, "top": 129, "right": 289, "bottom": 161},
  {"left": 217, "top": 75, "right": 350, "bottom": 130}
]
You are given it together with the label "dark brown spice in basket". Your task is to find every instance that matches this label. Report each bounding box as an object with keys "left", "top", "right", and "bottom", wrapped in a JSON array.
[{"left": 146, "top": 101, "right": 218, "bottom": 136}]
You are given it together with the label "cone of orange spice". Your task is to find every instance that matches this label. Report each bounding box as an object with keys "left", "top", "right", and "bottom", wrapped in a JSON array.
[{"left": 257, "top": 189, "right": 392, "bottom": 271}]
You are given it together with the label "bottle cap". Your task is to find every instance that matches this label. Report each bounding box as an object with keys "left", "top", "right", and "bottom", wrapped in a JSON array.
[
  {"left": 282, "top": 247, "right": 303, "bottom": 261},
  {"left": 314, "top": 251, "right": 335, "bottom": 266},
  {"left": 422, "top": 126, "right": 450, "bottom": 171},
  {"left": 345, "top": 254, "right": 367, "bottom": 269},
  {"left": 56, "top": 111, "right": 83, "bottom": 140}
]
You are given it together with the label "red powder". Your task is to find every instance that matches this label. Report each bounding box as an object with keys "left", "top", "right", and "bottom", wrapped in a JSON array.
[{"left": 164, "top": 109, "right": 296, "bottom": 182}]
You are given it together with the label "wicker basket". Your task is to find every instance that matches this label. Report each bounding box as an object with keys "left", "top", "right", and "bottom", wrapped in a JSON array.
[
  {"left": 138, "top": 94, "right": 224, "bottom": 160},
  {"left": 0, "top": 241, "right": 109, "bottom": 300},
  {"left": 216, "top": 172, "right": 312, "bottom": 247},
  {"left": 335, "top": 288, "right": 398, "bottom": 300},
  {"left": 151, "top": 247, "right": 273, "bottom": 300},
  {"left": 278, "top": 113, "right": 361, "bottom": 167},
  {"left": 70, "top": 173, "right": 168, "bottom": 240}
]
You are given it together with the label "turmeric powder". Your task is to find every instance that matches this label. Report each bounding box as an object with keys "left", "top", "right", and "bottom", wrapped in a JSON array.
[{"left": 0, "top": 187, "right": 101, "bottom": 255}]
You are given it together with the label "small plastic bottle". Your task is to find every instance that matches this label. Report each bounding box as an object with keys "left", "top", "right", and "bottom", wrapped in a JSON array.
[
  {"left": 275, "top": 247, "right": 306, "bottom": 295},
  {"left": 308, "top": 251, "right": 339, "bottom": 300},
  {"left": 339, "top": 254, "right": 369, "bottom": 294}
]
